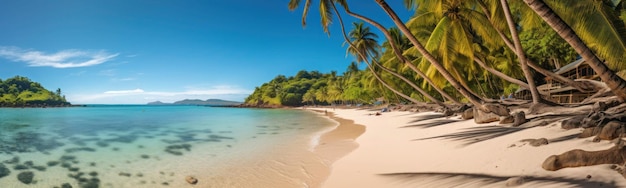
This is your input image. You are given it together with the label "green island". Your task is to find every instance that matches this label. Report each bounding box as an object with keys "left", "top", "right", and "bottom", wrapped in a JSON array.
[{"left": 0, "top": 76, "right": 70, "bottom": 107}]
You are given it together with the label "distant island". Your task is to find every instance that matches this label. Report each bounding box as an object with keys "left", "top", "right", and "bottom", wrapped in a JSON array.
[
  {"left": 0, "top": 76, "right": 71, "bottom": 107},
  {"left": 147, "top": 99, "right": 242, "bottom": 106}
]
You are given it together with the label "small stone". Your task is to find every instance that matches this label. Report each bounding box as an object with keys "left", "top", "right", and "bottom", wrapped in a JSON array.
[
  {"left": 185, "top": 176, "right": 198, "bottom": 184},
  {"left": 587, "top": 175, "right": 592, "bottom": 179},
  {"left": 505, "top": 176, "right": 526, "bottom": 186},
  {"left": 61, "top": 183, "right": 73, "bottom": 188},
  {"left": 140, "top": 154, "right": 150, "bottom": 159}
]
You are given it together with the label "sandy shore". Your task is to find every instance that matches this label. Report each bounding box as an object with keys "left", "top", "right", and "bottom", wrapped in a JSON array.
[{"left": 313, "top": 108, "right": 626, "bottom": 188}]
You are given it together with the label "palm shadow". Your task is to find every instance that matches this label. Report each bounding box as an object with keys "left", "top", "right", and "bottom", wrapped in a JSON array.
[
  {"left": 378, "top": 172, "right": 617, "bottom": 188},
  {"left": 408, "top": 114, "right": 445, "bottom": 124},
  {"left": 413, "top": 126, "right": 527, "bottom": 146},
  {"left": 402, "top": 119, "right": 464, "bottom": 129}
]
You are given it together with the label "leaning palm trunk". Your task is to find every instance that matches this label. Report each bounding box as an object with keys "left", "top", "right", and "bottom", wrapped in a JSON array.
[
  {"left": 371, "top": 57, "right": 448, "bottom": 107},
  {"left": 500, "top": 0, "right": 542, "bottom": 104},
  {"left": 473, "top": 56, "right": 530, "bottom": 89},
  {"left": 331, "top": 4, "right": 422, "bottom": 105},
  {"left": 341, "top": 7, "right": 461, "bottom": 105},
  {"left": 374, "top": 0, "right": 506, "bottom": 114},
  {"left": 523, "top": 0, "right": 626, "bottom": 102},
  {"left": 477, "top": 1, "right": 592, "bottom": 93}
]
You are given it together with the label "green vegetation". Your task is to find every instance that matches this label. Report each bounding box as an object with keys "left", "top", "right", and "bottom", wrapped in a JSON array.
[
  {"left": 0, "top": 76, "right": 70, "bottom": 107},
  {"left": 252, "top": 0, "right": 626, "bottom": 108},
  {"left": 245, "top": 69, "right": 381, "bottom": 107}
]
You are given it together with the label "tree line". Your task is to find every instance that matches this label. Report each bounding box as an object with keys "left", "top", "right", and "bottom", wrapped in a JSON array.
[{"left": 0, "top": 76, "right": 70, "bottom": 107}]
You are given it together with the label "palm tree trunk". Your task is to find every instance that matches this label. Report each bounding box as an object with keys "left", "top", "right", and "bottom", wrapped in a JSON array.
[
  {"left": 478, "top": 1, "right": 591, "bottom": 93},
  {"left": 374, "top": 0, "right": 490, "bottom": 111},
  {"left": 341, "top": 7, "right": 461, "bottom": 105},
  {"left": 500, "top": 0, "right": 542, "bottom": 104},
  {"left": 372, "top": 57, "right": 447, "bottom": 107},
  {"left": 523, "top": 0, "right": 626, "bottom": 102},
  {"left": 474, "top": 56, "right": 530, "bottom": 89},
  {"left": 331, "top": 3, "right": 423, "bottom": 105}
]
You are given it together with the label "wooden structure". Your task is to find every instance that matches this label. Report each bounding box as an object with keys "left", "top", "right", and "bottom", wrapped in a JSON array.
[{"left": 515, "top": 59, "right": 599, "bottom": 104}]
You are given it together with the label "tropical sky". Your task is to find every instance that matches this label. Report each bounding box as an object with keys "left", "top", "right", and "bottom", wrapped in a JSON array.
[{"left": 0, "top": 1, "right": 411, "bottom": 104}]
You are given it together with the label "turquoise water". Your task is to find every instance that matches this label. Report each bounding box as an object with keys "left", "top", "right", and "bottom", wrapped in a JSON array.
[{"left": 0, "top": 106, "right": 334, "bottom": 188}]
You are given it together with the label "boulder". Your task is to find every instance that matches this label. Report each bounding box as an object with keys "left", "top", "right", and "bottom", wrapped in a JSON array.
[
  {"left": 512, "top": 111, "right": 528, "bottom": 127},
  {"left": 461, "top": 108, "right": 474, "bottom": 120},
  {"left": 473, "top": 108, "right": 500, "bottom": 124},
  {"left": 17, "top": 171, "right": 34, "bottom": 184},
  {"left": 542, "top": 144, "right": 626, "bottom": 171},
  {"left": 561, "top": 116, "right": 584, "bottom": 130},
  {"left": 186, "top": 176, "right": 198, "bottom": 185},
  {"left": 499, "top": 115, "right": 514, "bottom": 124},
  {"left": 580, "top": 127, "right": 602, "bottom": 138},
  {"left": 598, "top": 121, "right": 626, "bottom": 140},
  {"left": 483, "top": 103, "right": 510, "bottom": 116}
]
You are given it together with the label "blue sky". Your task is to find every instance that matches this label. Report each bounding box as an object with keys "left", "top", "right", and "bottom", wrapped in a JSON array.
[{"left": 0, "top": 1, "right": 412, "bottom": 104}]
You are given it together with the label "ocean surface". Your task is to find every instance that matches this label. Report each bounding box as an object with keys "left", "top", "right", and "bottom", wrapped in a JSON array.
[{"left": 0, "top": 105, "right": 336, "bottom": 188}]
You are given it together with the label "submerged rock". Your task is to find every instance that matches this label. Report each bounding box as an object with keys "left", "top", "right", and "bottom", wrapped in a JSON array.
[
  {"left": 17, "top": 171, "right": 34, "bottom": 184},
  {"left": 0, "top": 164, "right": 10, "bottom": 179}
]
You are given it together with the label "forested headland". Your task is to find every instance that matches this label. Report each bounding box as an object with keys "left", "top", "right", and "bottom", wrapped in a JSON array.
[{"left": 0, "top": 76, "right": 70, "bottom": 107}]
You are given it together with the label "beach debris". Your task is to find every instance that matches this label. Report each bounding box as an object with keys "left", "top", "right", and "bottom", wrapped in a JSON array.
[
  {"left": 499, "top": 115, "right": 514, "bottom": 124},
  {"left": 542, "top": 143, "right": 626, "bottom": 171},
  {"left": 521, "top": 138, "right": 549, "bottom": 147},
  {"left": 17, "top": 171, "right": 34, "bottom": 184},
  {"left": 186, "top": 176, "right": 198, "bottom": 184},
  {"left": 0, "top": 164, "right": 10, "bottom": 179},
  {"left": 505, "top": 176, "right": 526, "bottom": 186},
  {"left": 512, "top": 112, "right": 527, "bottom": 127},
  {"left": 118, "top": 172, "right": 132, "bottom": 177}
]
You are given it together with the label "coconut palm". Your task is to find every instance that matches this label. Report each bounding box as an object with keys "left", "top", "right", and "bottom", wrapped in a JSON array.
[
  {"left": 522, "top": 0, "right": 626, "bottom": 101},
  {"left": 373, "top": 0, "right": 510, "bottom": 115},
  {"left": 339, "top": 7, "right": 462, "bottom": 104}
]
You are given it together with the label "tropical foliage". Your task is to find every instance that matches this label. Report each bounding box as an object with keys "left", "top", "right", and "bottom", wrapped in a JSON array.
[
  {"left": 249, "top": 0, "right": 626, "bottom": 107},
  {"left": 0, "top": 76, "right": 70, "bottom": 107}
]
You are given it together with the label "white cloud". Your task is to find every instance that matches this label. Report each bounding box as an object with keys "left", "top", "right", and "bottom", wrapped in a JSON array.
[
  {"left": 104, "top": 89, "right": 145, "bottom": 94},
  {"left": 0, "top": 46, "right": 118, "bottom": 68},
  {"left": 68, "top": 86, "right": 252, "bottom": 104}
]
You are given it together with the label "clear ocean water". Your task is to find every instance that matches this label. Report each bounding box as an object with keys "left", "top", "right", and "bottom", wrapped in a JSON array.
[{"left": 0, "top": 106, "right": 335, "bottom": 188}]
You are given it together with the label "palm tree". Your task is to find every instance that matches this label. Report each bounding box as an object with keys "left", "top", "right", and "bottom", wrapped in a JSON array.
[
  {"left": 346, "top": 22, "right": 381, "bottom": 62},
  {"left": 339, "top": 7, "right": 462, "bottom": 104},
  {"left": 522, "top": 0, "right": 626, "bottom": 102},
  {"left": 499, "top": 0, "right": 543, "bottom": 104},
  {"left": 374, "top": 0, "right": 509, "bottom": 115}
]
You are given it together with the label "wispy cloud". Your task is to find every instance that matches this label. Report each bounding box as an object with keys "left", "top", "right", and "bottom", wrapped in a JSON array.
[
  {"left": 0, "top": 46, "right": 118, "bottom": 68},
  {"left": 104, "top": 89, "right": 145, "bottom": 94},
  {"left": 69, "top": 85, "right": 252, "bottom": 104}
]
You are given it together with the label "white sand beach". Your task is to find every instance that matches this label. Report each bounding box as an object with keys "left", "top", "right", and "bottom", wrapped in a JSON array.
[{"left": 313, "top": 108, "right": 626, "bottom": 188}]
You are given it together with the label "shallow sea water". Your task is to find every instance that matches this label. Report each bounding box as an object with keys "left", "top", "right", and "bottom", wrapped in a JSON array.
[{"left": 0, "top": 106, "right": 334, "bottom": 188}]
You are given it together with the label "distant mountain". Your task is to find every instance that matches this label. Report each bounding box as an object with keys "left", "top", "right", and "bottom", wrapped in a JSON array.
[{"left": 147, "top": 99, "right": 242, "bottom": 106}]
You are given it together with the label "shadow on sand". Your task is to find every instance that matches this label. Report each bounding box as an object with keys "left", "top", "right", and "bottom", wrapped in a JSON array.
[
  {"left": 378, "top": 172, "right": 617, "bottom": 188},
  {"left": 413, "top": 126, "right": 527, "bottom": 146},
  {"left": 401, "top": 119, "right": 464, "bottom": 129}
]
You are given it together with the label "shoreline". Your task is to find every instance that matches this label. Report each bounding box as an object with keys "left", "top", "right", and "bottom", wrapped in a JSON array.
[{"left": 316, "top": 107, "right": 626, "bottom": 187}]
